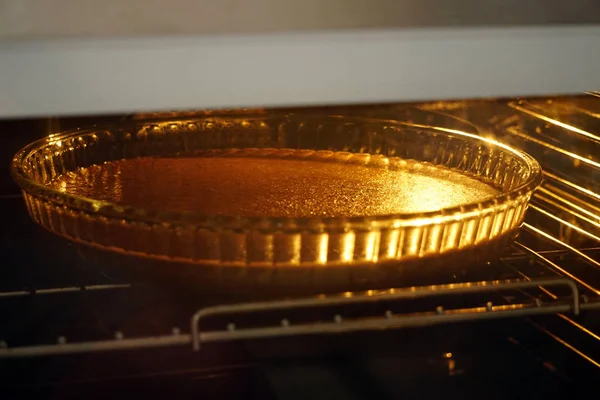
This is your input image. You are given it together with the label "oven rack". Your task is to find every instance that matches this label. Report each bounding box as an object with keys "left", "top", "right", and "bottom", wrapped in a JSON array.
[
  {"left": 0, "top": 278, "right": 595, "bottom": 359},
  {"left": 1, "top": 245, "right": 599, "bottom": 359}
]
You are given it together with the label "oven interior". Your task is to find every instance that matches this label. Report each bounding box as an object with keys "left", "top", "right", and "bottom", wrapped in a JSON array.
[{"left": 1, "top": 96, "right": 599, "bottom": 398}]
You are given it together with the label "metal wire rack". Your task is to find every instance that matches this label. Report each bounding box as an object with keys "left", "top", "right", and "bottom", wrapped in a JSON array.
[{"left": 1, "top": 102, "right": 600, "bottom": 361}]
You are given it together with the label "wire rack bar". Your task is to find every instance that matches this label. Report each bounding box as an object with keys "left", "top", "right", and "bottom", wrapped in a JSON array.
[
  {"left": 197, "top": 301, "right": 600, "bottom": 347},
  {"left": 0, "top": 335, "right": 191, "bottom": 358},
  {"left": 0, "top": 276, "right": 591, "bottom": 358},
  {"left": 0, "top": 284, "right": 131, "bottom": 298},
  {"left": 2, "top": 298, "right": 598, "bottom": 359},
  {"left": 189, "top": 278, "right": 578, "bottom": 350},
  {"left": 190, "top": 278, "right": 580, "bottom": 350}
]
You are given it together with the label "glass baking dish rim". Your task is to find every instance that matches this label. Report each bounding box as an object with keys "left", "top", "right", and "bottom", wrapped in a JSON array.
[{"left": 10, "top": 117, "right": 543, "bottom": 231}]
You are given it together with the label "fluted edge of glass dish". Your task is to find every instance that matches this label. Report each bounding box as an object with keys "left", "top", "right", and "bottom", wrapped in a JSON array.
[{"left": 11, "top": 114, "right": 542, "bottom": 268}]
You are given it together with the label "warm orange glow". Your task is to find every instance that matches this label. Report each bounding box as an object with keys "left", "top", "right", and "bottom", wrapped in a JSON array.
[
  {"left": 512, "top": 101, "right": 600, "bottom": 143},
  {"left": 536, "top": 188, "right": 600, "bottom": 225},
  {"left": 362, "top": 231, "right": 380, "bottom": 262},
  {"left": 316, "top": 234, "right": 329, "bottom": 264},
  {"left": 48, "top": 153, "right": 499, "bottom": 218},
  {"left": 508, "top": 126, "right": 600, "bottom": 170},
  {"left": 340, "top": 232, "right": 356, "bottom": 263},
  {"left": 543, "top": 171, "right": 600, "bottom": 204},
  {"left": 520, "top": 227, "right": 600, "bottom": 296}
]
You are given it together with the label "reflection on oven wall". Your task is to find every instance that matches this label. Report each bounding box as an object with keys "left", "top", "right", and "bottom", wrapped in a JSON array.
[
  {"left": 501, "top": 97, "right": 600, "bottom": 249},
  {"left": 407, "top": 97, "right": 600, "bottom": 249}
]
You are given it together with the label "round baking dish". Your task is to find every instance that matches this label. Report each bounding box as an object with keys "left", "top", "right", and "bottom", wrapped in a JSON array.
[{"left": 11, "top": 114, "right": 542, "bottom": 296}]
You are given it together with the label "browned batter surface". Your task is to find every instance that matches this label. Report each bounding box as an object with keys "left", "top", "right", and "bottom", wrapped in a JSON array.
[{"left": 50, "top": 156, "right": 499, "bottom": 217}]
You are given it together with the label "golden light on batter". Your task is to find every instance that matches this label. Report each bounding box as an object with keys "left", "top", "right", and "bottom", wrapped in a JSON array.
[{"left": 49, "top": 153, "right": 499, "bottom": 218}]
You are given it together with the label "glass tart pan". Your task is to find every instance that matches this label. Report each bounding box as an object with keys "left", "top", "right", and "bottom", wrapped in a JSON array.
[{"left": 11, "top": 114, "right": 542, "bottom": 297}]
